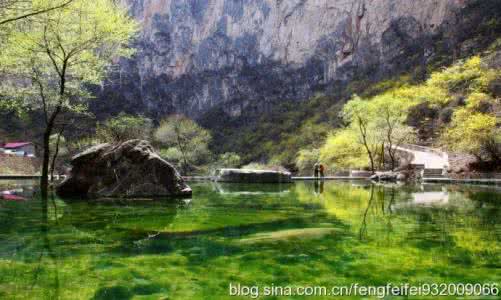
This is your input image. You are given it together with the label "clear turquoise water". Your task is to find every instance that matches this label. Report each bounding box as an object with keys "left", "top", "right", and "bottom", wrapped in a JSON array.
[{"left": 0, "top": 180, "right": 500, "bottom": 299}]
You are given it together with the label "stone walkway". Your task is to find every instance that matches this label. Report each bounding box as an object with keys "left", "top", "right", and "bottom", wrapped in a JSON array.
[{"left": 394, "top": 144, "right": 449, "bottom": 169}]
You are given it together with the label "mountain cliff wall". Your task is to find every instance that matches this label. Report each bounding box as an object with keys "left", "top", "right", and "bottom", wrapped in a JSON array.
[{"left": 97, "top": 0, "right": 469, "bottom": 119}]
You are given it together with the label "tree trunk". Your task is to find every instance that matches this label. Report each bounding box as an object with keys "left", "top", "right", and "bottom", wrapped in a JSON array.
[
  {"left": 358, "top": 117, "right": 375, "bottom": 174},
  {"left": 364, "top": 143, "right": 375, "bottom": 174},
  {"left": 181, "top": 153, "right": 189, "bottom": 175},
  {"left": 388, "top": 146, "right": 396, "bottom": 171},
  {"left": 380, "top": 143, "right": 385, "bottom": 170},
  {"left": 390, "top": 152, "right": 396, "bottom": 171},
  {"left": 50, "top": 127, "right": 64, "bottom": 182},
  {"left": 40, "top": 126, "right": 53, "bottom": 201},
  {"left": 40, "top": 106, "right": 61, "bottom": 201},
  {"left": 175, "top": 131, "right": 189, "bottom": 175}
]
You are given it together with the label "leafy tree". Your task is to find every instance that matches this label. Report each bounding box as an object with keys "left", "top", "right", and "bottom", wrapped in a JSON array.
[
  {"left": 0, "top": 0, "right": 138, "bottom": 199},
  {"left": 158, "top": 147, "right": 184, "bottom": 168},
  {"left": 269, "top": 121, "right": 330, "bottom": 169},
  {"left": 347, "top": 93, "right": 418, "bottom": 171},
  {"left": 342, "top": 97, "right": 381, "bottom": 173},
  {"left": 370, "top": 95, "right": 416, "bottom": 170},
  {"left": 96, "top": 113, "right": 153, "bottom": 143},
  {"left": 319, "top": 129, "right": 367, "bottom": 171},
  {"left": 155, "top": 115, "right": 212, "bottom": 174},
  {"left": 215, "top": 152, "right": 241, "bottom": 169},
  {"left": 295, "top": 148, "right": 320, "bottom": 176},
  {"left": 444, "top": 109, "right": 500, "bottom": 162}
]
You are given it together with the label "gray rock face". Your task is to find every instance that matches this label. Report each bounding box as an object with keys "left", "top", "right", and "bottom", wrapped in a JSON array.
[
  {"left": 56, "top": 140, "right": 192, "bottom": 198},
  {"left": 216, "top": 168, "right": 292, "bottom": 183},
  {"left": 97, "top": 0, "right": 468, "bottom": 119}
]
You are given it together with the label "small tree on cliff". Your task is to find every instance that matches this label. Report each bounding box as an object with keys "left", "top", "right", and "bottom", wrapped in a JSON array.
[{"left": 0, "top": 0, "right": 138, "bottom": 199}]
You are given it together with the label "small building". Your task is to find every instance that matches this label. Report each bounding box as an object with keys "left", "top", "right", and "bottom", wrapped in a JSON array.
[{"left": 2, "top": 142, "right": 36, "bottom": 157}]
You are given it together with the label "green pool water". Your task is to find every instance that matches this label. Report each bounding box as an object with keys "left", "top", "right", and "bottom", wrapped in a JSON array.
[{"left": 0, "top": 180, "right": 500, "bottom": 299}]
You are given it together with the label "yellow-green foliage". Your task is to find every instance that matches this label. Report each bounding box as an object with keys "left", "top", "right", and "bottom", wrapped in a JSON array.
[
  {"left": 444, "top": 109, "right": 498, "bottom": 156},
  {"left": 295, "top": 148, "right": 320, "bottom": 175},
  {"left": 319, "top": 129, "right": 367, "bottom": 170},
  {"left": 428, "top": 56, "right": 492, "bottom": 95},
  {"left": 316, "top": 54, "right": 501, "bottom": 170},
  {"left": 318, "top": 92, "right": 416, "bottom": 170},
  {"left": 431, "top": 56, "right": 501, "bottom": 158},
  {"left": 385, "top": 56, "right": 499, "bottom": 107},
  {"left": 406, "top": 56, "right": 500, "bottom": 159},
  {"left": 466, "top": 92, "right": 494, "bottom": 110},
  {"left": 392, "top": 84, "right": 450, "bottom": 105},
  {"left": 96, "top": 113, "right": 153, "bottom": 143},
  {"left": 0, "top": 0, "right": 138, "bottom": 113}
]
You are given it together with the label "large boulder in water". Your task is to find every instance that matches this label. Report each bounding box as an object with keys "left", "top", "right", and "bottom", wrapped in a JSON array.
[
  {"left": 56, "top": 140, "right": 192, "bottom": 198},
  {"left": 215, "top": 168, "right": 292, "bottom": 183}
]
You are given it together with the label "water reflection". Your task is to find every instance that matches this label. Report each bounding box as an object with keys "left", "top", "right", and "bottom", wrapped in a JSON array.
[
  {"left": 313, "top": 180, "right": 324, "bottom": 195},
  {"left": 212, "top": 182, "right": 291, "bottom": 195},
  {"left": 0, "top": 180, "right": 36, "bottom": 201},
  {"left": 0, "top": 180, "right": 499, "bottom": 299},
  {"left": 295, "top": 182, "right": 500, "bottom": 245},
  {"left": 38, "top": 195, "right": 61, "bottom": 300}
]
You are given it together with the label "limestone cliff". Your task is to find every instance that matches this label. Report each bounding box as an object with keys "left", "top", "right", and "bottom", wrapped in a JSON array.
[{"left": 97, "top": 0, "right": 469, "bottom": 119}]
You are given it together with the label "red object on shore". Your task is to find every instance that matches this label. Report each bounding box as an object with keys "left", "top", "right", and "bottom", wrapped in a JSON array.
[
  {"left": 1, "top": 194, "right": 26, "bottom": 201},
  {"left": 3, "top": 142, "right": 32, "bottom": 149}
]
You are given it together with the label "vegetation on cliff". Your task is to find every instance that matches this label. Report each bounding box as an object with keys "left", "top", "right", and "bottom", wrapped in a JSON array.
[
  {"left": 202, "top": 48, "right": 500, "bottom": 175},
  {"left": 318, "top": 54, "right": 500, "bottom": 173}
]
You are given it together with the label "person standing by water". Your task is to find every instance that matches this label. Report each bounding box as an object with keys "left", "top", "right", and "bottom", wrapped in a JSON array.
[
  {"left": 314, "top": 163, "right": 320, "bottom": 178},
  {"left": 319, "top": 164, "right": 325, "bottom": 178}
]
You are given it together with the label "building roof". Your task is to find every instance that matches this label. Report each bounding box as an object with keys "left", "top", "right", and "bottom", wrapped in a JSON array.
[{"left": 3, "top": 142, "right": 32, "bottom": 149}]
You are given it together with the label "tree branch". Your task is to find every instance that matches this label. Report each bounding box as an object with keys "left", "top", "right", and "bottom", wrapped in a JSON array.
[{"left": 0, "top": 0, "right": 74, "bottom": 26}]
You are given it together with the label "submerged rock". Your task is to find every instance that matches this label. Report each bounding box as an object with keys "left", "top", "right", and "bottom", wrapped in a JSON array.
[
  {"left": 56, "top": 140, "right": 192, "bottom": 199},
  {"left": 215, "top": 168, "right": 292, "bottom": 183},
  {"left": 237, "top": 228, "right": 339, "bottom": 244}
]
